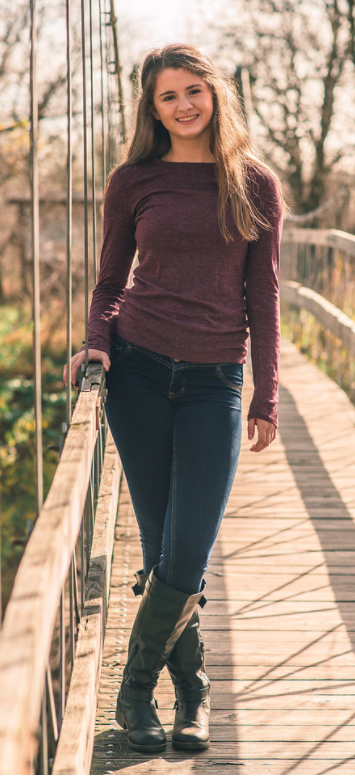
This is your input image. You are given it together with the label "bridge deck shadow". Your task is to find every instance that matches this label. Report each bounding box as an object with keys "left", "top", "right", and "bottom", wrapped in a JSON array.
[{"left": 91, "top": 340, "right": 355, "bottom": 775}]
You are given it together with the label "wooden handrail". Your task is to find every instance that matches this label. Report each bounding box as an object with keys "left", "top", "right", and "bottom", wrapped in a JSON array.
[
  {"left": 282, "top": 227, "right": 355, "bottom": 256},
  {"left": 280, "top": 280, "right": 355, "bottom": 354},
  {"left": 52, "top": 432, "right": 121, "bottom": 775},
  {"left": 0, "top": 364, "right": 105, "bottom": 775}
]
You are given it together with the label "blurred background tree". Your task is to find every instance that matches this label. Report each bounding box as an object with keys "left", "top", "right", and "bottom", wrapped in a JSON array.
[{"left": 216, "top": 0, "right": 355, "bottom": 223}]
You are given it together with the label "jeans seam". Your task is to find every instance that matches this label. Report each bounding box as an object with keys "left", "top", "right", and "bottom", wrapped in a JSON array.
[
  {"left": 169, "top": 370, "right": 186, "bottom": 399},
  {"left": 169, "top": 386, "right": 185, "bottom": 399},
  {"left": 167, "top": 429, "right": 178, "bottom": 586},
  {"left": 215, "top": 366, "right": 243, "bottom": 392}
]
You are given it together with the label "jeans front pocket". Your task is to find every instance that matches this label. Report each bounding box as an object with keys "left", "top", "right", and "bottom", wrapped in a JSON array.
[
  {"left": 215, "top": 364, "right": 243, "bottom": 392},
  {"left": 111, "top": 336, "right": 133, "bottom": 362}
]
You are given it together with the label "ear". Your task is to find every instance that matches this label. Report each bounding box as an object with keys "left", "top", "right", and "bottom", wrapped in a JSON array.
[{"left": 149, "top": 104, "right": 160, "bottom": 121}]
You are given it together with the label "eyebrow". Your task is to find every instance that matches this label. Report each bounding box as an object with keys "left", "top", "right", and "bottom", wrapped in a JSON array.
[{"left": 158, "top": 84, "right": 203, "bottom": 98}]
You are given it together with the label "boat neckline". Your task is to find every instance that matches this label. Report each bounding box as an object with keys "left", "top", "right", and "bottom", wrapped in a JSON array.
[{"left": 154, "top": 158, "right": 216, "bottom": 165}]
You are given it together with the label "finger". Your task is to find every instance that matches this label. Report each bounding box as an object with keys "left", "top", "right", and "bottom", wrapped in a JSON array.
[
  {"left": 65, "top": 359, "right": 79, "bottom": 387},
  {"left": 72, "top": 363, "right": 83, "bottom": 386},
  {"left": 251, "top": 427, "right": 268, "bottom": 452},
  {"left": 250, "top": 440, "right": 268, "bottom": 452},
  {"left": 251, "top": 431, "right": 275, "bottom": 452},
  {"left": 71, "top": 355, "right": 83, "bottom": 387},
  {"left": 102, "top": 354, "right": 111, "bottom": 372},
  {"left": 268, "top": 428, "right": 276, "bottom": 445},
  {"left": 248, "top": 418, "right": 256, "bottom": 440}
]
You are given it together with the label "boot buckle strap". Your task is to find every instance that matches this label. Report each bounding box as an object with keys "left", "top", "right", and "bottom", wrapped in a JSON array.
[
  {"left": 121, "top": 684, "right": 155, "bottom": 702},
  {"left": 175, "top": 686, "right": 210, "bottom": 702}
]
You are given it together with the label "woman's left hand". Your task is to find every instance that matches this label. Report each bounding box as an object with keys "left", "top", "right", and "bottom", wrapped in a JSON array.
[{"left": 248, "top": 418, "right": 276, "bottom": 452}]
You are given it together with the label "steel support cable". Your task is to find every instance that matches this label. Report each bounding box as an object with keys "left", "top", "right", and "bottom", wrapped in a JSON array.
[
  {"left": 99, "top": 0, "right": 108, "bottom": 468},
  {"left": 65, "top": 0, "right": 81, "bottom": 684},
  {"left": 98, "top": 0, "right": 106, "bottom": 190},
  {"left": 104, "top": 0, "right": 114, "bottom": 169},
  {"left": 30, "top": 2, "right": 47, "bottom": 769},
  {"left": 81, "top": 0, "right": 89, "bottom": 369},
  {"left": 109, "top": 1, "right": 117, "bottom": 166},
  {"left": 89, "top": 0, "right": 97, "bottom": 282},
  {"left": 30, "top": 0, "right": 43, "bottom": 518},
  {"left": 59, "top": 591, "right": 65, "bottom": 728},
  {"left": 60, "top": 0, "right": 73, "bottom": 734},
  {"left": 109, "top": 0, "right": 127, "bottom": 145},
  {"left": 66, "top": 0, "right": 73, "bottom": 430}
]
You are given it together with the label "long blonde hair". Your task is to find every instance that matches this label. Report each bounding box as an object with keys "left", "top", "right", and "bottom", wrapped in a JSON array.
[{"left": 107, "top": 43, "right": 286, "bottom": 242}]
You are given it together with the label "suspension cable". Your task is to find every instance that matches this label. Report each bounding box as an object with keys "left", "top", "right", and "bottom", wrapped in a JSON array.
[
  {"left": 89, "top": 0, "right": 97, "bottom": 282},
  {"left": 66, "top": 0, "right": 73, "bottom": 428},
  {"left": 30, "top": 0, "right": 43, "bottom": 517},
  {"left": 81, "top": 0, "right": 89, "bottom": 367},
  {"left": 109, "top": 0, "right": 126, "bottom": 145},
  {"left": 105, "top": 0, "right": 114, "bottom": 169},
  {"left": 98, "top": 0, "right": 106, "bottom": 191}
]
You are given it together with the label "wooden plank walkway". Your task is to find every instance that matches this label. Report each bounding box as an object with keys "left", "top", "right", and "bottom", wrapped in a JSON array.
[{"left": 91, "top": 340, "right": 355, "bottom": 775}]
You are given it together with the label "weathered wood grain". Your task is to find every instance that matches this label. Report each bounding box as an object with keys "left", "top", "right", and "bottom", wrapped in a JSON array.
[
  {"left": 53, "top": 432, "right": 122, "bottom": 775},
  {"left": 0, "top": 366, "right": 104, "bottom": 776},
  {"left": 281, "top": 227, "right": 355, "bottom": 256},
  {"left": 280, "top": 280, "right": 355, "bottom": 353}
]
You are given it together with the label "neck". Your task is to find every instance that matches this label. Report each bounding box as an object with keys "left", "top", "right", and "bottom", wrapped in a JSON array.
[{"left": 162, "top": 135, "right": 215, "bottom": 164}]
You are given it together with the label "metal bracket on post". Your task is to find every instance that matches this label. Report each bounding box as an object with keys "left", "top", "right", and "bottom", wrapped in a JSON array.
[
  {"left": 80, "top": 362, "right": 106, "bottom": 430},
  {"left": 96, "top": 397, "right": 104, "bottom": 431},
  {"left": 80, "top": 361, "right": 105, "bottom": 393}
]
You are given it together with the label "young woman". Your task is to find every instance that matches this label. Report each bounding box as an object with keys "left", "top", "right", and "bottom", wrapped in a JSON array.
[{"left": 64, "top": 43, "right": 285, "bottom": 754}]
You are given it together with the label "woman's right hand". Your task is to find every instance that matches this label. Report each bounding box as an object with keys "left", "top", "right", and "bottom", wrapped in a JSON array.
[{"left": 63, "top": 349, "right": 111, "bottom": 388}]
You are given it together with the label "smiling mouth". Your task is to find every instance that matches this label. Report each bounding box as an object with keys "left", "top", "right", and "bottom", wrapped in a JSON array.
[{"left": 176, "top": 114, "right": 199, "bottom": 123}]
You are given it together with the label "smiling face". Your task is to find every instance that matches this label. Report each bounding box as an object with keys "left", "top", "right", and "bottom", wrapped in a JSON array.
[{"left": 150, "top": 67, "right": 214, "bottom": 144}]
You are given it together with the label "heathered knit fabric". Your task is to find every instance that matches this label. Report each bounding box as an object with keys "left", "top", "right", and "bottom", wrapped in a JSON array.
[{"left": 87, "top": 159, "right": 283, "bottom": 426}]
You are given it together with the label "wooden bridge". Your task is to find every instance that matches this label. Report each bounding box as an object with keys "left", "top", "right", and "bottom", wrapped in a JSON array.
[
  {"left": 1, "top": 226, "right": 355, "bottom": 775},
  {"left": 2, "top": 2, "right": 355, "bottom": 773}
]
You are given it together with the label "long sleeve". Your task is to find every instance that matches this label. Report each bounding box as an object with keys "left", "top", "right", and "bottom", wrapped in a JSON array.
[
  {"left": 244, "top": 173, "right": 283, "bottom": 427},
  {"left": 86, "top": 168, "right": 137, "bottom": 355}
]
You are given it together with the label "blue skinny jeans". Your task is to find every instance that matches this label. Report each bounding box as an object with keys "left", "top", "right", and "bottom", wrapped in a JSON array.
[{"left": 105, "top": 335, "right": 243, "bottom": 595}]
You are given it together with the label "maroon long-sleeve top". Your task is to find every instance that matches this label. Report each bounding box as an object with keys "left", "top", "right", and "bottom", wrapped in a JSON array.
[{"left": 87, "top": 159, "right": 283, "bottom": 426}]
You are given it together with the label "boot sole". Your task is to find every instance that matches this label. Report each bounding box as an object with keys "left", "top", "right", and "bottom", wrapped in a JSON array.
[
  {"left": 128, "top": 740, "right": 166, "bottom": 753},
  {"left": 172, "top": 739, "right": 209, "bottom": 751}
]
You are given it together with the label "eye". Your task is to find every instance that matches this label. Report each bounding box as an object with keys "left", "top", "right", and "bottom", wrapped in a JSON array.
[
  {"left": 189, "top": 89, "right": 201, "bottom": 95},
  {"left": 163, "top": 95, "right": 175, "bottom": 101}
]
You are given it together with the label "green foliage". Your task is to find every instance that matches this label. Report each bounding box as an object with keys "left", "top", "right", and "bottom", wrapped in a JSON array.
[{"left": 0, "top": 304, "right": 68, "bottom": 613}]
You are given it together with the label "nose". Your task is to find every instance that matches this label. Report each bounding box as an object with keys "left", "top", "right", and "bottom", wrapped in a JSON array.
[{"left": 176, "top": 94, "right": 194, "bottom": 112}]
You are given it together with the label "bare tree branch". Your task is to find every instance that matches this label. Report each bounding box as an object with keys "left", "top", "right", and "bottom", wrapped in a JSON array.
[{"left": 216, "top": 0, "right": 353, "bottom": 218}]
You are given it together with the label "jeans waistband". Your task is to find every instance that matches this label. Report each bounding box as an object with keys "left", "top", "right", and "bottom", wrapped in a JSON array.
[{"left": 113, "top": 334, "right": 244, "bottom": 371}]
